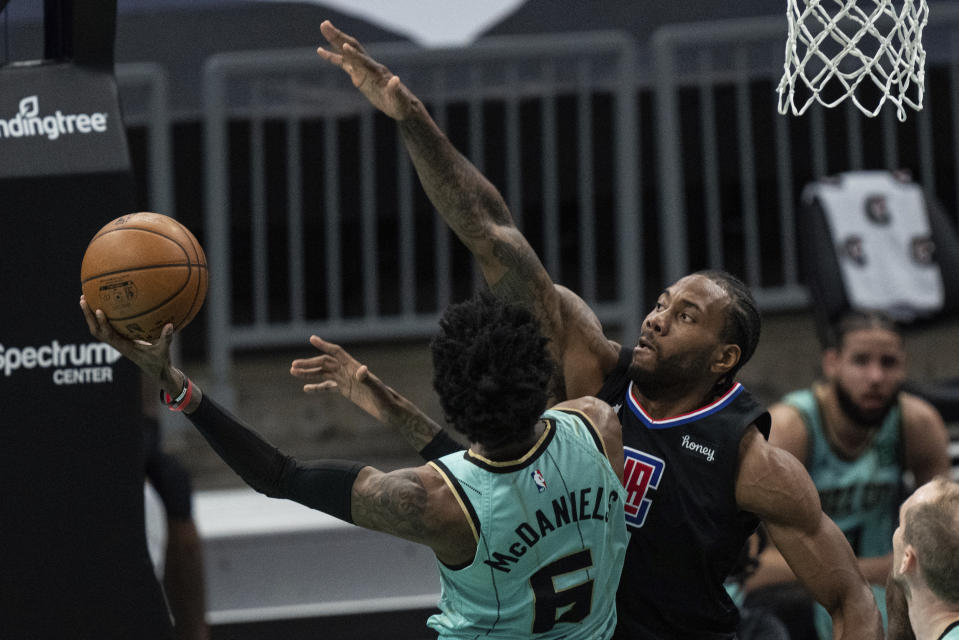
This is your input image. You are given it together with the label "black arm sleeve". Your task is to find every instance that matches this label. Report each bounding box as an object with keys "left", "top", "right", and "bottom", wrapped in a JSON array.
[
  {"left": 186, "top": 395, "right": 365, "bottom": 523},
  {"left": 417, "top": 430, "right": 464, "bottom": 461}
]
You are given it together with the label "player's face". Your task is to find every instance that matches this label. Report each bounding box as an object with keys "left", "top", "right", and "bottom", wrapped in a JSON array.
[
  {"left": 629, "top": 274, "right": 733, "bottom": 391},
  {"left": 829, "top": 328, "right": 906, "bottom": 424}
]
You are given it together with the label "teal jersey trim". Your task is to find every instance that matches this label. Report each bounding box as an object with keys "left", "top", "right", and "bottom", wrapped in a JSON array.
[{"left": 939, "top": 621, "right": 959, "bottom": 640}]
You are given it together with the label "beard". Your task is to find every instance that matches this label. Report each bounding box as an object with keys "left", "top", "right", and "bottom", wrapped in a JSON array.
[
  {"left": 628, "top": 347, "right": 714, "bottom": 401},
  {"left": 834, "top": 379, "right": 899, "bottom": 429}
]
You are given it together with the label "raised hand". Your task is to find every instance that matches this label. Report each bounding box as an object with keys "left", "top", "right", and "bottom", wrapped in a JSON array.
[
  {"left": 291, "top": 335, "right": 445, "bottom": 450},
  {"left": 290, "top": 336, "right": 363, "bottom": 393},
  {"left": 291, "top": 336, "right": 390, "bottom": 421},
  {"left": 316, "top": 20, "right": 417, "bottom": 120}
]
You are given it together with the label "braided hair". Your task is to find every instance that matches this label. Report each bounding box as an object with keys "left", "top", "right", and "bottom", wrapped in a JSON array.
[
  {"left": 695, "top": 270, "right": 762, "bottom": 391},
  {"left": 831, "top": 309, "right": 902, "bottom": 350}
]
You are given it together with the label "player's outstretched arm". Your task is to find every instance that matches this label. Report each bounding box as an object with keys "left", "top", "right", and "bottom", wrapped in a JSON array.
[
  {"left": 735, "top": 428, "right": 883, "bottom": 640},
  {"left": 81, "top": 297, "right": 361, "bottom": 521},
  {"left": 81, "top": 295, "right": 475, "bottom": 564},
  {"left": 350, "top": 464, "right": 476, "bottom": 566},
  {"left": 290, "top": 335, "right": 462, "bottom": 458},
  {"left": 317, "top": 21, "right": 583, "bottom": 375}
]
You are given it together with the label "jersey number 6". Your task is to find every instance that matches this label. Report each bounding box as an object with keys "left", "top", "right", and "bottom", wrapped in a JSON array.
[{"left": 529, "top": 549, "right": 594, "bottom": 633}]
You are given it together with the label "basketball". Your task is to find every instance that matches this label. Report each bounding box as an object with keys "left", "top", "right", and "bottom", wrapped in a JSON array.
[{"left": 80, "top": 212, "right": 209, "bottom": 341}]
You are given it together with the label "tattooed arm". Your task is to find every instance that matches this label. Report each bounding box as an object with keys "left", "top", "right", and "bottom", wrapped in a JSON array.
[
  {"left": 317, "top": 21, "right": 619, "bottom": 398},
  {"left": 351, "top": 465, "right": 476, "bottom": 566},
  {"left": 82, "top": 298, "right": 476, "bottom": 566},
  {"left": 317, "top": 21, "right": 554, "bottom": 318},
  {"left": 291, "top": 335, "right": 453, "bottom": 453}
]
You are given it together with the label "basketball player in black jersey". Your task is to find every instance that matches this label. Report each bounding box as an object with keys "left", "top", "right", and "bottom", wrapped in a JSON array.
[{"left": 310, "top": 20, "right": 883, "bottom": 640}]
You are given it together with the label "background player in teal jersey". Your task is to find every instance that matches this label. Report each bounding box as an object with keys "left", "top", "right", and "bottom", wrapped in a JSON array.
[
  {"left": 886, "top": 477, "right": 959, "bottom": 640},
  {"left": 747, "top": 310, "right": 951, "bottom": 638},
  {"left": 82, "top": 291, "right": 627, "bottom": 640}
]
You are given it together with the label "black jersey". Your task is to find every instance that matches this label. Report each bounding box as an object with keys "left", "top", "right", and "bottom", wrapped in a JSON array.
[{"left": 598, "top": 346, "right": 771, "bottom": 640}]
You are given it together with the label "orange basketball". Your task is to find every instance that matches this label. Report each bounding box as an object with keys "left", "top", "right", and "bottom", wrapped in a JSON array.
[{"left": 80, "top": 212, "right": 208, "bottom": 341}]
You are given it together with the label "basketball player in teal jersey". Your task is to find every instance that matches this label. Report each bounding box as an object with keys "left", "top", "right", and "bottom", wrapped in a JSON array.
[
  {"left": 886, "top": 477, "right": 959, "bottom": 640},
  {"left": 314, "top": 19, "right": 881, "bottom": 640},
  {"left": 748, "top": 311, "right": 951, "bottom": 638},
  {"left": 81, "top": 292, "right": 628, "bottom": 639}
]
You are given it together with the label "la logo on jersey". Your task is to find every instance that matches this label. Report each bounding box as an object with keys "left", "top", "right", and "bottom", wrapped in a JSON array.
[
  {"left": 531, "top": 469, "right": 547, "bottom": 493},
  {"left": 623, "top": 448, "right": 665, "bottom": 528}
]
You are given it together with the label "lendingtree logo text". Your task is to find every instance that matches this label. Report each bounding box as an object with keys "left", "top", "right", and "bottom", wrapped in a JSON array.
[{"left": 0, "top": 95, "right": 108, "bottom": 141}]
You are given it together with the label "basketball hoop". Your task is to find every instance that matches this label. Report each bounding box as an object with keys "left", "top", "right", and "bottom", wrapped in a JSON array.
[{"left": 778, "top": 0, "right": 929, "bottom": 121}]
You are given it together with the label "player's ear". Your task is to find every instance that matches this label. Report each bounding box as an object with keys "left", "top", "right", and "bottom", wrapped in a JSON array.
[
  {"left": 899, "top": 544, "right": 917, "bottom": 575},
  {"left": 711, "top": 343, "right": 741, "bottom": 376}
]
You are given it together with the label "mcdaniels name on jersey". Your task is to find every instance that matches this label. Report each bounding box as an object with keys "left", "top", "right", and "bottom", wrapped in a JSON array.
[{"left": 484, "top": 486, "right": 621, "bottom": 573}]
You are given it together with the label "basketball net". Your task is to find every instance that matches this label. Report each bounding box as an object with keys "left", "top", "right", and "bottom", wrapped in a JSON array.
[{"left": 778, "top": 0, "right": 929, "bottom": 121}]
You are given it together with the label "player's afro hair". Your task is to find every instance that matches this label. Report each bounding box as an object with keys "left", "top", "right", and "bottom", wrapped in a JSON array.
[{"left": 431, "top": 291, "right": 555, "bottom": 449}]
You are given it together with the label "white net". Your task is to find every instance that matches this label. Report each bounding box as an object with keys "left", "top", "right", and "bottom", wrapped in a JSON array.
[{"left": 778, "top": 0, "right": 929, "bottom": 121}]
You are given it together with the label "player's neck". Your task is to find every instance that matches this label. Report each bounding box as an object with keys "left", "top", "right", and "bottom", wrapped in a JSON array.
[
  {"left": 908, "top": 589, "right": 959, "bottom": 640},
  {"left": 633, "top": 379, "right": 725, "bottom": 421},
  {"left": 815, "top": 382, "right": 879, "bottom": 459},
  {"left": 470, "top": 419, "right": 547, "bottom": 461}
]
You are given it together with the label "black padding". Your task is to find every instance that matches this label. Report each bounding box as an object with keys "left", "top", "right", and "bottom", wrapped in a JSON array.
[{"left": 0, "top": 61, "right": 172, "bottom": 638}]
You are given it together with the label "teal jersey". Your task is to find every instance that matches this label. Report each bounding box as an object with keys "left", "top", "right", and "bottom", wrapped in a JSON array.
[
  {"left": 426, "top": 408, "right": 628, "bottom": 640},
  {"left": 782, "top": 388, "right": 903, "bottom": 638},
  {"left": 940, "top": 621, "right": 959, "bottom": 640}
]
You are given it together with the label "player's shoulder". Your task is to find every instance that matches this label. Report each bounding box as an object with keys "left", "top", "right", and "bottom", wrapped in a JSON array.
[
  {"left": 550, "top": 397, "right": 623, "bottom": 462},
  {"left": 759, "top": 400, "right": 811, "bottom": 465},
  {"left": 898, "top": 390, "right": 944, "bottom": 423},
  {"left": 768, "top": 400, "right": 807, "bottom": 430},
  {"left": 550, "top": 396, "right": 619, "bottom": 433},
  {"left": 735, "top": 425, "right": 819, "bottom": 522},
  {"left": 898, "top": 391, "right": 947, "bottom": 439}
]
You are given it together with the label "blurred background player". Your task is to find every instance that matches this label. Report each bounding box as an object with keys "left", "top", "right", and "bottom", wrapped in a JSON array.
[
  {"left": 886, "top": 477, "right": 959, "bottom": 640},
  {"left": 83, "top": 292, "right": 629, "bottom": 639},
  {"left": 746, "top": 310, "right": 951, "bottom": 638},
  {"left": 141, "top": 379, "right": 211, "bottom": 640}
]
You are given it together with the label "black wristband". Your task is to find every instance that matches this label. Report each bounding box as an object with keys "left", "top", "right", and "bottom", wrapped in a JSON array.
[{"left": 418, "top": 430, "right": 464, "bottom": 461}]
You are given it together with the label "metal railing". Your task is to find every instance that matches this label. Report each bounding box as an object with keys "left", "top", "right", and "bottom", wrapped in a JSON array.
[
  {"left": 113, "top": 11, "right": 959, "bottom": 402},
  {"left": 201, "top": 34, "right": 642, "bottom": 400},
  {"left": 116, "top": 62, "right": 174, "bottom": 218}
]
